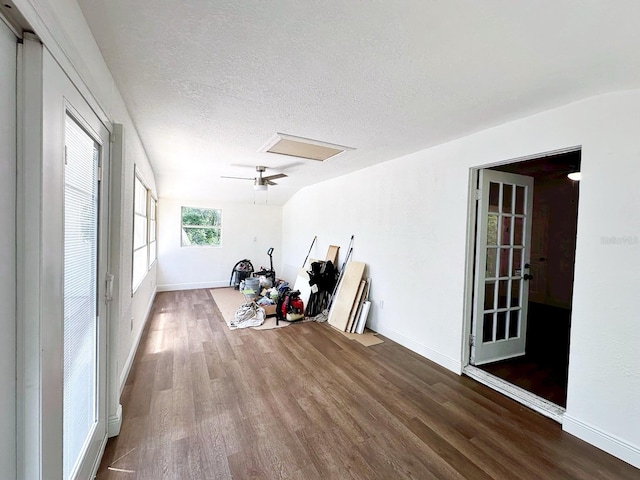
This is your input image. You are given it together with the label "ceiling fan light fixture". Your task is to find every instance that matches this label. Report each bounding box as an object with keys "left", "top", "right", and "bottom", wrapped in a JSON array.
[
  {"left": 259, "top": 133, "right": 354, "bottom": 161},
  {"left": 254, "top": 183, "right": 268, "bottom": 191}
]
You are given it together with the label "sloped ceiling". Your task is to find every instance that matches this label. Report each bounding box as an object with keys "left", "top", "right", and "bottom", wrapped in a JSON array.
[{"left": 76, "top": 0, "right": 640, "bottom": 205}]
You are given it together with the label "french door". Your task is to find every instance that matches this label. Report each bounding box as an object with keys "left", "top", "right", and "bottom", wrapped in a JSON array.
[{"left": 471, "top": 170, "right": 534, "bottom": 365}]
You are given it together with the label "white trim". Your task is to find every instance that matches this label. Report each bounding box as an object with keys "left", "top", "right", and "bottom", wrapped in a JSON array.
[
  {"left": 461, "top": 168, "right": 479, "bottom": 368},
  {"left": 107, "top": 404, "right": 122, "bottom": 438},
  {"left": 258, "top": 132, "right": 355, "bottom": 155},
  {"left": 157, "top": 280, "right": 229, "bottom": 292},
  {"left": 16, "top": 34, "right": 43, "bottom": 480},
  {"left": 0, "top": 20, "right": 17, "bottom": 480},
  {"left": 107, "top": 123, "right": 124, "bottom": 445},
  {"left": 473, "top": 145, "right": 582, "bottom": 171},
  {"left": 463, "top": 365, "right": 565, "bottom": 423},
  {"left": 119, "top": 288, "right": 157, "bottom": 395},
  {"left": 372, "top": 325, "right": 461, "bottom": 374},
  {"left": 563, "top": 414, "right": 640, "bottom": 469}
]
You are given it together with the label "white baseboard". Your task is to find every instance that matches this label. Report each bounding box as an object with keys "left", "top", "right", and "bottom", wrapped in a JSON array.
[
  {"left": 563, "top": 414, "right": 640, "bottom": 469},
  {"left": 119, "top": 287, "right": 157, "bottom": 395},
  {"left": 372, "top": 324, "right": 462, "bottom": 375},
  {"left": 108, "top": 403, "right": 122, "bottom": 438},
  {"left": 157, "top": 280, "right": 229, "bottom": 292}
]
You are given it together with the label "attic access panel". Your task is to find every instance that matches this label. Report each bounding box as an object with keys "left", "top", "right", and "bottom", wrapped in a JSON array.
[{"left": 260, "top": 133, "right": 354, "bottom": 161}]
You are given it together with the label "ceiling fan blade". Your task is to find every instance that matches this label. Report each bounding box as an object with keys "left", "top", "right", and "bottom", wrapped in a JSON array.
[
  {"left": 275, "top": 162, "right": 304, "bottom": 170},
  {"left": 263, "top": 173, "right": 287, "bottom": 181},
  {"left": 265, "top": 180, "right": 278, "bottom": 186},
  {"left": 221, "top": 175, "right": 254, "bottom": 180}
]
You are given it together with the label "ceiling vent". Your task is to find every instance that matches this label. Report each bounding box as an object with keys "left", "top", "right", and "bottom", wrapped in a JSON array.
[{"left": 259, "top": 133, "right": 354, "bottom": 161}]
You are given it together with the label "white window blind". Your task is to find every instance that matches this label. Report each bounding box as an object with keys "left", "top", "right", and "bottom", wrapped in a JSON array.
[{"left": 63, "top": 114, "right": 99, "bottom": 479}]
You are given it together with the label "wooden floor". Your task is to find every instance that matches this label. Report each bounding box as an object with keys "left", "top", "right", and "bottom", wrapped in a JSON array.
[{"left": 97, "top": 290, "right": 638, "bottom": 479}]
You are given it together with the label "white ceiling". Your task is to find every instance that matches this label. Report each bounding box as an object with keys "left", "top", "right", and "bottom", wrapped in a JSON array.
[{"left": 76, "top": 0, "right": 640, "bottom": 205}]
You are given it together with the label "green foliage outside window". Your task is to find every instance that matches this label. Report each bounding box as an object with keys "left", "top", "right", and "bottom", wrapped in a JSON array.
[{"left": 181, "top": 207, "right": 222, "bottom": 246}]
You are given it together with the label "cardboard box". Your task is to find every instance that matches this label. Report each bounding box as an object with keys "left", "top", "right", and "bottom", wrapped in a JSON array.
[{"left": 262, "top": 304, "right": 277, "bottom": 317}]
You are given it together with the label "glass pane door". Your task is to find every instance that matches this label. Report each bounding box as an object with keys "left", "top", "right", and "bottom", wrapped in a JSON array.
[
  {"left": 63, "top": 114, "right": 100, "bottom": 479},
  {"left": 472, "top": 169, "right": 534, "bottom": 365}
]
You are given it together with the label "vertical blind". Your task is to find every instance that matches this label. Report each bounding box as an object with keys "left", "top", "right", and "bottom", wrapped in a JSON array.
[{"left": 63, "top": 114, "right": 99, "bottom": 479}]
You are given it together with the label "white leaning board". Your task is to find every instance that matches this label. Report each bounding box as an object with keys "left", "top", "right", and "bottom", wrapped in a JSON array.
[
  {"left": 292, "top": 258, "right": 318, "bottom": 308},
  {"left": 328, "top": 261, "right": 366, "bottom": 331},
  {"left": 355, "top": 301, "right": 371, "bottom": 334}
]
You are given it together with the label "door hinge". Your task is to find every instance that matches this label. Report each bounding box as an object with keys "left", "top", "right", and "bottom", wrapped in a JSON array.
[
  {"left": 97, "top": 164, "right": 103, "bottom": 182},
  {"left": 110, "top": 133, "right": 117, "bottom": 143},
  {"left": 469, "top": 334, "right": 475, "bottom": 347},
  {"left": 475, "top": 189, "right": 482, "bottom": 201}
]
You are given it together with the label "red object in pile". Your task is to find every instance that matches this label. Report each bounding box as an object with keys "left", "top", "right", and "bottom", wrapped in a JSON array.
[
  {"left": 289, "top": 297, "right": 304, "bottom": 315},
  {"left": 280, "top": 291, "right": 304, "bottom": 320}
]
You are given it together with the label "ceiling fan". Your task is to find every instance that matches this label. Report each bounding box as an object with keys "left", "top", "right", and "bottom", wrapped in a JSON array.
[{"left": 221, "top": 165, "right": 287, "bottom": 191}]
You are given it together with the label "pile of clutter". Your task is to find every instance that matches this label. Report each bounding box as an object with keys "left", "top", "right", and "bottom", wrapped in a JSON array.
[{"left": 243, "top": 279, "right": 305, "bottom": 323}]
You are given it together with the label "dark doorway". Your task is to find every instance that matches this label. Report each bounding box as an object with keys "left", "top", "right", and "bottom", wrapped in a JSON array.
[{"left": 478, "top": 150, "right": 580, "bottom": 407}]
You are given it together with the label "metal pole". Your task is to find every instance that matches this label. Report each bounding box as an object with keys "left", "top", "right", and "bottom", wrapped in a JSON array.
[{"left": 302, "top": 236, "right": 317, "bottom": 268}]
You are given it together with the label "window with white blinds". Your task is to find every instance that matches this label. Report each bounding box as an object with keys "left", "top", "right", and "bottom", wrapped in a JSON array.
[{"left": 63, "top": 114, "right": 99, "bottom": 479}]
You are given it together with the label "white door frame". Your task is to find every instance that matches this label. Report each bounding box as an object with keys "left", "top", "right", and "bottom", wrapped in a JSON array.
[
  {"left": 460, "top": 146, "right": 581, "bottom": 422},
  {"left": 0, "top": 14, "right": 18, "bottom": 480}
]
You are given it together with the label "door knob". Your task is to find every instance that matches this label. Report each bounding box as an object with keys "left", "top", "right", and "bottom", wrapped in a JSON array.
[
  {"left": 524, "top": 263, "right": 531, "bottom": 268},
  {"left": 524, "top": 274, "right": 533, "bottom": 280}
]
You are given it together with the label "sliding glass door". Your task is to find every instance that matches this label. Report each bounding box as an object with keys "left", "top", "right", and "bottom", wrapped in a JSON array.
[
  {"left": 20, "top": 43, "right": 112, "bottom": 479},
  {"left": 63, "top": 114, "right": 102, "bottom": 479}
]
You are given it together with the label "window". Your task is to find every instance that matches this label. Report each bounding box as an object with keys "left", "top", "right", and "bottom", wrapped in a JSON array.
[
  {"left": 181, "top": 207, "right": 222, "bottom": 247},
  {"left": 132, "top": 171, "right": 157, "bottom": 292},
  {"left": 149, "top": 197, "right": 157, "bottom": 267},
  {"left": 132, "top": 173, "right": 148, "bottom": 291}
]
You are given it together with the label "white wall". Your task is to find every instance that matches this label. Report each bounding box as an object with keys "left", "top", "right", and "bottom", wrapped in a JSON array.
[
  {"left": 0, "top": 18, "right": 16, "bottom": 479},
  {"left": 283, "top": 91, "right": 640, "bottom": 468},
  {"left": 158, "top": 199, "right": 282, "bottom": 290},
  {"left": 112, "top": 125, "right": 158, "bottom": 394}
]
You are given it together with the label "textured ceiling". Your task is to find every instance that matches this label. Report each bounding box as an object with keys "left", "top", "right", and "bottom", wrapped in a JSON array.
[{"left": 76, "top": 0, "right": 640, "bottom": 205}]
